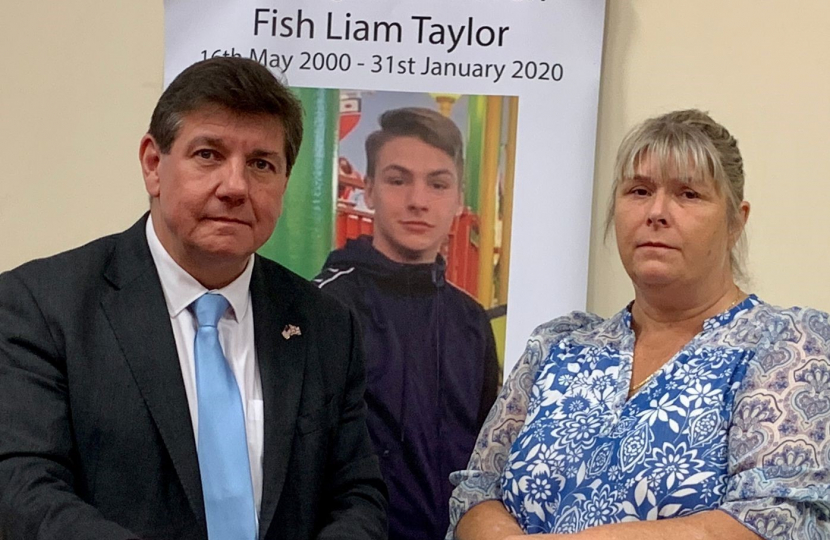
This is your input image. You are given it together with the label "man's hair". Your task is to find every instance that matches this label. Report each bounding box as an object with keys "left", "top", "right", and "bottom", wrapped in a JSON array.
[
  {"left": 364, "top": 107, "right": 464, "bottom": 182},
  {"left": 148, "top": 57, "right": 304, "bottom": 174}
]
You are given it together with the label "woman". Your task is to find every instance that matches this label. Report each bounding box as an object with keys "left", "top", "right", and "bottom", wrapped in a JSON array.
[{"left": 447, "top": 110, "right": 830, "bottom": 540}]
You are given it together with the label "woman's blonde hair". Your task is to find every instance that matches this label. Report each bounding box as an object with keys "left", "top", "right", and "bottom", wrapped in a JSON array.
[{"left": 605, "top": 109, "right": 747, "bottom": 280}]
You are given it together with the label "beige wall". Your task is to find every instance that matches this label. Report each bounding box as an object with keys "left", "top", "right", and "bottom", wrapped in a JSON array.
[
  {"left": 0, "top": 3, "right": 164, "bottom": 270},
  {"left": 591, "top": 1, "right": 830, "bottom": 316},
  {"left": 2, "top": 1, "right": 829, "bottom": 316}
]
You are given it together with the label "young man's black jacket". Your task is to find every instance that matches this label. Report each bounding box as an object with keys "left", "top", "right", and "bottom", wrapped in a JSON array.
[{"left": 315, "top": 236, "right": 499, "bottom": 540}]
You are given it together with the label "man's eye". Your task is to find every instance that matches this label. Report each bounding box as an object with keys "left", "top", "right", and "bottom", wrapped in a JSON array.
[
  {"left": 251, "top": 159, "right": 273, "bottom": 171},
  {"left": 387, "top": 177, "right": 405, "bottom": 185},
  {"left": 430, "top": 181, "right": 449, "bottom": 190},
  {"left": 196, "top": 149, "right": 217, "bottom": 160}
]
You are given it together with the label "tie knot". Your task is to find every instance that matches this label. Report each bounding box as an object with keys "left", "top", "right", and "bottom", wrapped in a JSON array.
[{"left": 192, "top": 293, "right": 229, "bottom": 328}]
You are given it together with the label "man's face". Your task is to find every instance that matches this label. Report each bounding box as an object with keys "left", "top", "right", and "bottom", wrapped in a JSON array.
[
  {"left": 365, "top": 136, "right": 462, "bottom": 264},
  {"left": 140, "top": 106, "right": 289, "bottom": 287}
]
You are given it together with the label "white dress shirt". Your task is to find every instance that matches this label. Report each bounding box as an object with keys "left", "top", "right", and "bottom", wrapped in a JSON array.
[{"left": 146, "top": 217, "right": 263, "bottom": 516}]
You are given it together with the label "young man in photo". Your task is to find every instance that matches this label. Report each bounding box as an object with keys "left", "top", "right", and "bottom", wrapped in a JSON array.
[{"left": 315, "top": 107, "right": 499, "bottom": 540}]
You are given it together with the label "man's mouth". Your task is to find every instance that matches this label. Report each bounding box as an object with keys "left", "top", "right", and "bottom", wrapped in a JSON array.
[
  {"left": 400, "top": 221, "right": 433, "bottom": 232},
  {"left": 208, "top": 217, "right": 250, "bottom": 225}
]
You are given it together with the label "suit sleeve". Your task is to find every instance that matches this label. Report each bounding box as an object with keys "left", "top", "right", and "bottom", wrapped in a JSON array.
[
  {"left": 0, "top": 271, "right": 137, "bottom": 540},
  {"left": 316, "top": 308, "right": 388, "bottom": 540}
]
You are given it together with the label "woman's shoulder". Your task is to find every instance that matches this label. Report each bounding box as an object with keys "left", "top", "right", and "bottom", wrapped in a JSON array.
[
  {"left": 727, "top": 301, "right": 830, "bottom": 510},
  {"left": 529, "top": 310, "right": 606, "bottom": 337},
  {"left": 735, "top": 299, "right": 830, "bottom": 345},
  {"left": 513, "top": 311, "right": 616, "bottom": 374},
  {"left": 733, "top": 299, "right": 830, "bottom": 395},
  {"left": 525, "top": 310, "right": 617, "bottom": 350}
]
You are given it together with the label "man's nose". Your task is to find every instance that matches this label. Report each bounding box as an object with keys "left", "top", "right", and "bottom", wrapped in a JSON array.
[
  {"left": 216, "top": 160, "right": 249, "bottom": 202},
  {"left": 406, "top": 181, "right": 429, "bottom": 210}
]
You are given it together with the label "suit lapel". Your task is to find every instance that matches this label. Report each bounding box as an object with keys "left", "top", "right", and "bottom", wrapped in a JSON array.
[
  {"left": 251, "top": 258, "right": 307, "bottom": 539},
  {"left": 99, "top": 216, "right": 207, "bottom": 536}
]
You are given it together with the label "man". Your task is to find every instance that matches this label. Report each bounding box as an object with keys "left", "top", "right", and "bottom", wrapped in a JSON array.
[
  {"left": 0, "top": 58, "right": 386, "bottom": 540},
  {"left": 314, "top": 108, "right": 499, "bottom": 540}
]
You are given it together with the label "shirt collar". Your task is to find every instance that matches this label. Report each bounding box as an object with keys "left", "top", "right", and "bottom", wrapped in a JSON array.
[
  {"left": 621, "top": 294, "right": 762, "bottom": 333},
  {"left": 145, "top": 216, "right": 254, "bottom": 321}
]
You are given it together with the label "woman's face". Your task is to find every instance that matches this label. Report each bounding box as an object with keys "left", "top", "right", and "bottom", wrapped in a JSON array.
[{"left": 614, "top": 153, "right": 739, "bottom": 291}]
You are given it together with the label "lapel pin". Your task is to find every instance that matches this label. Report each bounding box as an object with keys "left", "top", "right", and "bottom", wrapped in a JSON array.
[{"left": 282, "top": 324, "right": 302, "bottom": 340}]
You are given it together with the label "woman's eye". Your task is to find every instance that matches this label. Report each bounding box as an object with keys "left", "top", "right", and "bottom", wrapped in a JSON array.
[
  {"left": 682, "top": 190, "right": 700, "bottom": 199},
  {"left": 630, "top": 187, "right": 649, "bottom": 196}
]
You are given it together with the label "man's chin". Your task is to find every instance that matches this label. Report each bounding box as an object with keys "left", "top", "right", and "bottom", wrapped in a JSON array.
[
  {"left": 372, "top": 232, "right": 441, "bottom": 264},
  {"left": 190, "top": 241, "right": 256, "bottom": 265},
  {"left": 394, "top": 241, "right": 440, "bottom": 264}
]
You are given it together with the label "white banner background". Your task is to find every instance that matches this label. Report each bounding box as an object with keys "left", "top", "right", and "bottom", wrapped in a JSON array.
[{"left": 164, "top": 0, "right": 606, "bottom": 374}]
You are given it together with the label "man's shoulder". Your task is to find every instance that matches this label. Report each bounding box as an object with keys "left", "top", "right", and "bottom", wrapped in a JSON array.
[
  {"left": 443, "top": 282, "right": 489, "bottom": 318},
  {"left": 313, "top": 263, "right": 361, "bottom": 290},
  {"left": 0, "top": 223, "right": 149, "bottom": 332},
  {"left": 311, "top": 241, "right": 375, "bottom": 299},
  {"left": 2, "top": 229, "right": 126, "bottom": 293},
  {"left": 256, "top": 256, "right": 353, "bottom": 318},
  {"left": 311, "top": 262, "right": 364, "bottom": 312}
]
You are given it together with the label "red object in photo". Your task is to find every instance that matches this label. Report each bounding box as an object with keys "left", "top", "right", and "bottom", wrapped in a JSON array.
[
  {"left": 446, "top": 209, "right": 480, "bottom": 297},
  {"left": 339, "top": 95, "right": 362, "bottom": 140},
  {"left": 335, "top": 204, "right": 374, "bottom": 248}
]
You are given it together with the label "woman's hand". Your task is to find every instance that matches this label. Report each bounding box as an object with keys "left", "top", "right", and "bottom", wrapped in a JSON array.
[
  {"left": 474, "top": 510, "right": 761, "bottom": 540},
  {"left": 500, "top": 510, "right": 761, "bottom": 540},
  {"left": 503, "top": 534, "right": 572, "bottom": 539},
  {"left": 456, "top": 500, "right": 524, "bottom": 540}
]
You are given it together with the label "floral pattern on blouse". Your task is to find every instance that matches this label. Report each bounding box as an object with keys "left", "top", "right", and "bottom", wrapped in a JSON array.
[{"left": 447, "top": 296, "right": 830, "bottom": 539}]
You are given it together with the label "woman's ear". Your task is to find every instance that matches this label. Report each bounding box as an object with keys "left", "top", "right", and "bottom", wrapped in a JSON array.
[{"left": 730, "top": 200, "right": 751, "bottom": 245}]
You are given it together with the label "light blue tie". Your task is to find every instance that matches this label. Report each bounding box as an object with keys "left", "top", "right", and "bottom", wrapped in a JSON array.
[{"left": 192, "top": 293, "right": 257, "bottom": 540}]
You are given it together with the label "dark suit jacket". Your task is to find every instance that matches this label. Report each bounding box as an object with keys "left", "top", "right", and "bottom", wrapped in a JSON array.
[{"left": 0, "top": 216, "right": 387, "bottom": 540}]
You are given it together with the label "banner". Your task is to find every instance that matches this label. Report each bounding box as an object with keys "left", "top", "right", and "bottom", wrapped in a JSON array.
[
  {"left": 164, "top": 1, "right": 603, "bottom": 537},
  {"left": 164, "top": 0, "right": 605, "bottom": 375}
]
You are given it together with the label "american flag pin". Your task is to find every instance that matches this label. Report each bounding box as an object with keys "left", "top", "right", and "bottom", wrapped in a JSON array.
[{"left": 282, "top": 324, "right": 302, "bottom": 340}]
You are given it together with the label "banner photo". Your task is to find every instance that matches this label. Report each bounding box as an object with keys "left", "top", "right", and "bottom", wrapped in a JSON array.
[
  {"left": 164, "top": 0, "right": 605, "bottom": 376},
  {"left": 164, "top": 2, "right": 603, "bottom": 535}
]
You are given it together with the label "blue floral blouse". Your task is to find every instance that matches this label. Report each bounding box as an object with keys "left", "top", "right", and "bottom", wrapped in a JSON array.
[{"left": 447, "top": 296, "right": 830, "bottom": 539}]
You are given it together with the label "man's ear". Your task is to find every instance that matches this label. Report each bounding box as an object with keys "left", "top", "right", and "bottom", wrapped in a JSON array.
[
  {"left": 364, "top": 178, "right": 375, "bottom": 210},
  {"left": 139, "top": 134, "right": 162, "bottom": 198}
]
